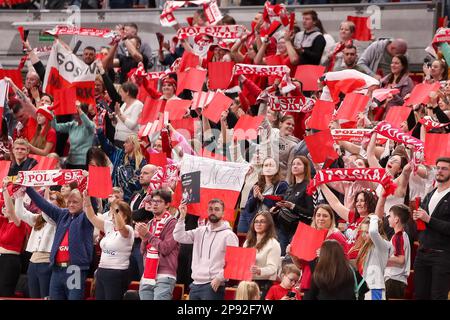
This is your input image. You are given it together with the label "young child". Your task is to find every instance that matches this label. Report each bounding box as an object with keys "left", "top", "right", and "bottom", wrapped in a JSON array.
[
  {"left": 265, "top": 264, "right": 302, "bottom": 300},
  {"left": 350, "top": 215, "right": 392, "bottom": 300},
  {"left": 384, "top": 204, "right": 411, "bottom": 299}
]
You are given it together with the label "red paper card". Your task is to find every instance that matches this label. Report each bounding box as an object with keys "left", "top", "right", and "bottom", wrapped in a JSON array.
[
  {"left": 294, "top": 65, "right": 326, "bottom": 91},
  {"left": 29, "top": 155, "right": 58, "bottom": 171},
  {"left": 178, "top": 51, "right": 200, "bottom": 73},
  {"left": 304, "top": 129, "right": 339, "bottom": 163},
  {"left": 0, "top": 69, "right": 23, "bottom": 89},
  {"left": 177, "top": 69, "right": 207, "bottom": 95},
  {"left": 0, "top": 160, "right": 11, "bottom": 181},
  {"left": 264, "top": 195, "right": 283, "bottom": 201},
  {"left": 202, "top": 92, "right": 233, "bottom": 123},
  {"left": 208, "top": 61, "right": 235, "bottom": 90},
  {"left": 347, "top": 16, "right": 372, "bottom": 41},
  {"left": 335, "top": 93, "right": 369, "bottom": 122},
  {"left": 223, "top": 246, "right": 256, "bottom": 281},
  {"left": 232, "top": 115, "right": 265, "bottom": 141},
  {"left": 139, "top": 98, "right": 165, "bottom": 125},
  {"left": 52, "top": 87, "right": 78, "bottom": 115},
  {"left": 372, "top": 88, "right": 400, "bottom": 102},
  {"left": 149, "top": 152, "right": 168, "bottom": 167},
  {"left": 290, "top": 222, "right": 328, "bottom": 261},
  {"left": 88, "top": 165, "right": 112, "bottom": 198},
  {"left": 309, "top": 100, "right": 335, "bottom": 130},
  {"left": 405, "top": 82, "right": 440, "bottom": 106},
  {"left": 170, "top": 118, "right": 195, "bottom": 142},
  {"left": 164, "top": 99, "right": 191, "bottom": 121},
  {"left": 384, "top": 105, "right": 412, "bottom": 128},
  {"left": 424, "top": 133, "right": 450, "bottom": 165}
]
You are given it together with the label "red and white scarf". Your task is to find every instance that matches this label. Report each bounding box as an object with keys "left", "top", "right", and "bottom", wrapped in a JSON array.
[
  {"left": 142, "top": 211, "right": 174, "bottom": 285},
  {"left": 331, "top": 128, "right": 387, "bottom": 144},
  {"left": 160, "top": 0, "right": 222, "bottom": 27},
  {"left": 177, "top": 25, "right": 247, "bottom": 40},
  {"left": 419, "top": 116, "right": 450, "bottom": 131},
  {"left": 373, "top": 121, "right": 425, "bottom": 173},
  {"left": 268, "top": 94, "right": 315, "bottom": 113},
  {"left": 45, "top": 26, "right": 120, "bottom": 44},
  {"left": 147, "top": 165, "right": 180, "bottom": 194},
  {"left": 431, "top": 27, "right": 450, "bottom": 51},
  {"left": 307, "top": 168, "right": 397, "bottom": 197},
  {"left": 14, "top": 169, "right": 87, "bottom": 191},
  {"left": 233, "top": 63, "right": 295, "bottom": 93},
  {"left": 263, "top": 1, "right": 289, "bottom": 26}
]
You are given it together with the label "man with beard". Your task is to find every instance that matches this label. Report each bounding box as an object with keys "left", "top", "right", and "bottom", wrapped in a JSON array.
[
  {"left": 173, "top": 199, "right": 238, "bottom": 300},
  {"left": 413, "top": 157, "right": 450, "bottom": 300}
]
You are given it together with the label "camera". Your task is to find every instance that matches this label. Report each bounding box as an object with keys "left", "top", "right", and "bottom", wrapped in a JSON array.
[{"left": 424, "top": 57, "right": 432, "bottom": 68}]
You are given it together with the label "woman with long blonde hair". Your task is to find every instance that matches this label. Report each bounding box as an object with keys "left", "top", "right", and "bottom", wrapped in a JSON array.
[
  {"left": 98, "top": 132, "right": 147, "bottom": 201},
  {"left": 348, "top": 215, "right": 392, "bottom": 300}
]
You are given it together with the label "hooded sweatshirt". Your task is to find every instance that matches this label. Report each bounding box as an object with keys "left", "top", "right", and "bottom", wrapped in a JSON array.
[{"left": 173, "top": 219, "right": 239, "bottom": 284}]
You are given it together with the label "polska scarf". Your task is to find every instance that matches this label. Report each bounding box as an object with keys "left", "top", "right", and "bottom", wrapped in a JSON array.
[
  {"left": 307, "top": 168, "right": 397, "bottom": 197},
  {"left": 267, "top": 94, "right": 315, "bottom": 113},
  {"left": 142, "top": 211, "right": 174, "bottom": 285}
]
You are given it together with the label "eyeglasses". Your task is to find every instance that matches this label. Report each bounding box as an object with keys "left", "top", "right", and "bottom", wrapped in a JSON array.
[
  {"left": 287, "top": 277, "right": 298, "bottom": 283},
  {"left": 436, "top": 166, "right": 449, "bottom": 171},
  {"left": 254, "top": 220, "right": 267, "bottom": 225},
  {"left": 151, "top": 199, "right": 164, "bottom": 204}
]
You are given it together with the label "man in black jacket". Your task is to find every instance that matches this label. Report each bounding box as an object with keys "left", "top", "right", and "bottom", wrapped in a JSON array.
[
  {"left": 413, "top": 157, "right": 450, "bottom": 300},
  {"left": 293, "top": 10, "right": 326, "bottom": 66}
]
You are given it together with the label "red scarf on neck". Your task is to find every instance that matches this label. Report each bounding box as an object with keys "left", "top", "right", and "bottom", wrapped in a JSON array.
[{"left": 142, "top": 211, "right": 173, "bottom": 285}]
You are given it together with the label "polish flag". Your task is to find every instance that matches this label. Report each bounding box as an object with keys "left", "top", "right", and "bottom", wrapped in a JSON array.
[
  {"left": 43, "top": 41, "right": 97, "bottom": 104},
  {"left": 321, "top": 69, "right": 379, "bottom": 103},
  {"left": 179, "top": 154, "right": 250, "bottom": 222}
]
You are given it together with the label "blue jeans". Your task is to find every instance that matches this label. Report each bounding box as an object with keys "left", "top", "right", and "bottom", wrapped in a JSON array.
[
  {"left": 237, "top": 209, "right": 254, "bottom": 233},
  {"left": 27, "top": 262, "right": 52, "bottom": 298},
  {"left": 189, "top": 283, "right": 225, "bottom": 300},
  {"left": 49, "top": 266, "right": 88, "bottom": 300},
  {"left": 139, "top": 277, "right": 176, "bottom": 300},
  {"left": 276, "top": 226, "right": 294, "bottom": 257}
]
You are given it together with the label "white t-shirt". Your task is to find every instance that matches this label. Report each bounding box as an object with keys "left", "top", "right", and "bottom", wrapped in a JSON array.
[
  {"left": 99, "top": 220, "right": 134, "bottom": 270},
  {"left": 384, "top": 231, "right": 410, "bottom": 284},
  {"left": 429, "top": 186, "right": 450, "bottom": 216}
]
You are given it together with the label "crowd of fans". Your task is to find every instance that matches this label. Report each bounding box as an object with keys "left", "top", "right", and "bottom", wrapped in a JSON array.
[{"left": 0, "top": 3, "right": 449, "bottom": 302}]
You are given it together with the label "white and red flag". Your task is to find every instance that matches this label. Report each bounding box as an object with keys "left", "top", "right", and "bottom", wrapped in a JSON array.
[
  {"left": 179, "top": 154, "right": 250, "bottom": 222},
  {"left": 43, "top": 41, "right": 97, "bottom": 106}
]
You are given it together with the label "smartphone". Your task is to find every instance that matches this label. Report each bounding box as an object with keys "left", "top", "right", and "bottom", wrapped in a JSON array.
[{"left": 287, "top": 291, "right": 296, "bottom": 298}]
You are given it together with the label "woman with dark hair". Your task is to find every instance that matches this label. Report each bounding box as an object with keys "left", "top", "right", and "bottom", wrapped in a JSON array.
[
  {"left": 111, "top": 81, "right": 143, "bottom": 148},
  {"left": 304, "top": 240, "right": 368, "bottom": 300},
  {"left": 287, "top": 204, "right": 349, "bottom": 296},
  {"left": 272, "top": 156, "right": 313, "bottom": 255},
  {"left": 87, "top": 147, "right": 113, "bottom": 172},
  {"left": 0, "top": 118, "right": 13, "bottom": 160},
  {"left": 244, "top": 211, "right": 281, "bottom": 299},
  {"left": 84, "top": 192, "right": 134, "bottom": 300},
  {"left": 237, "top": 157, "right": 288, "bottom": 234},
  {"left": 376, "top": 55, "right": 414, "bottom": 120},
  {"left": 12, "top": 188, "right": 65, "bottom": 298},
  {"left": 319, "top": 184, "right": 378, "bottom": 252}
]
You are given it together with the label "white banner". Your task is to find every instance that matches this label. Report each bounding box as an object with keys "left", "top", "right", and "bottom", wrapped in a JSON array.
[{"left": 180, "top": 154, "right": 249, "bottom": 191}]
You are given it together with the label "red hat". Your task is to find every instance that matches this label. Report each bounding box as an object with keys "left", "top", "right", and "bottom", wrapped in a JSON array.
[
  {"left": 162, "top": 77, "right": 177, "bottom": 89},
  {"left": 36, "top": 105, "right": 54, "bottom": 121}
]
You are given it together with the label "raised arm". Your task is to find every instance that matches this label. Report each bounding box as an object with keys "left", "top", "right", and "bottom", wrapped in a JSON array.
[
  {"left": 172, "top": 203, "right": 196, "bottom": 244},
  {"left": 367, "top": 132, "right": 382, "bottom": 168},
  {"left": 2, "top": 179, "right": 20, "bottom": 227},
  {"left": 374, "top": 190, "right": 386, "bottom": 219},
  {"left": 368, "top": 214, "right": 391, "bottom": 252},
  {"left": 25, "top": 186, "right": 64, "bottom": 222},
  {"left": 284, "top": 30, "right": 300, "bottom": 65},
  {"left": 83, "top": 191, "right": 105, "bottom": 232},
  {"left": 319, "top": 183, "right": 350, "bottom": 222}
]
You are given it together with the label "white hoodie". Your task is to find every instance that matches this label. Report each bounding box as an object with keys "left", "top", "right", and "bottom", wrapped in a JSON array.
[{"left": 173, "top": 219, "right": 239, "bottom": 285}]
